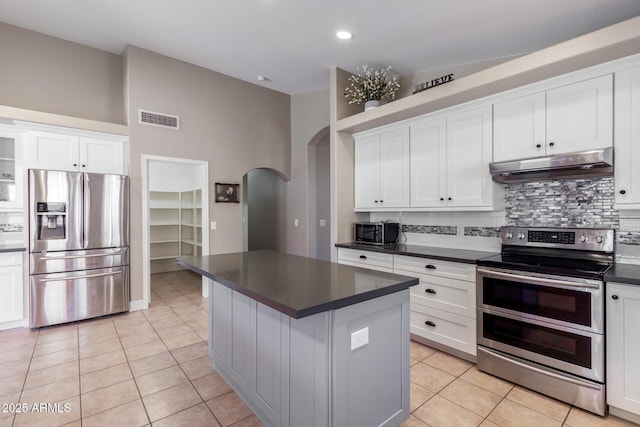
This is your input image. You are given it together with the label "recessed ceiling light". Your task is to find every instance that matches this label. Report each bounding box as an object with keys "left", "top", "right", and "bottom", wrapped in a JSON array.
[{"left": 336, "top": 30, "right": 354, "bottom": 40}]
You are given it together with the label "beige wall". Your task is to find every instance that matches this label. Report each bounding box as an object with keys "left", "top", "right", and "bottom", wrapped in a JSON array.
[
  {"left": 0, "top": 22, "right": 124, "bottom": 124},
  {"left": 124, "top": 45, "right": 291, "bottom": 300}
]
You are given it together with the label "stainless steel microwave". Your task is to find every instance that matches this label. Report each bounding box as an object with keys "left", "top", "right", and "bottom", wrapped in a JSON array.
[{"left": 354, "top": 222, "right": 400, "bottom": 245}]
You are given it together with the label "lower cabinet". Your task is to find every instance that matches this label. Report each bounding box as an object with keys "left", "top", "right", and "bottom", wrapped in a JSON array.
[
  {"left": 0, "top": 251, "right": 24, "bottom": 326},
  {"left": 394, "top": 255, "right": 477, "bottom": 359},
  {"left": 209, "top": 279, "right": 410, "bottom": 427},
  {"left": 337, "top": 249, "right": 478, "bottom": 360},
  {"left": 606, "top": 281, "right": 640, "bottom": 421}
]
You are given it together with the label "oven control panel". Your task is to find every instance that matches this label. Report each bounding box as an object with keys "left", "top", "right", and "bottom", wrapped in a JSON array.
[{"left": 500, "top": 226, "right": 614, "bottom": 252}]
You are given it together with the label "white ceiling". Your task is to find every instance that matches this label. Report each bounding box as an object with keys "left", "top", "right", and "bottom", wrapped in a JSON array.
[{"left": 1, "top": 0, "right": 640, "bottom": 95}]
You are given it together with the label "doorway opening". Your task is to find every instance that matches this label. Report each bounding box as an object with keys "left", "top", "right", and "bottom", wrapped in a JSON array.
[
  {"left": 308, "top": 126, "right": 331, "bottom": 261},
  {"left": 242, "top": 168, "right": 287, "bottom": 252},
  {"left": 142, "top": 155, "right": 209, "bottom": 308}
]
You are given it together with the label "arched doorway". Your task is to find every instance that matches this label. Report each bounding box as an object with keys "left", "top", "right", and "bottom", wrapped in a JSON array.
[
  {"left": 308, "top": 126, "right": 331, "bottom": 261},
  {"left": 243, "top": 168, "right": 287, "bottom": 251}
]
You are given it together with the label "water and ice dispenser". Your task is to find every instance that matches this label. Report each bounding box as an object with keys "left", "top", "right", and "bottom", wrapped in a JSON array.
[{"left": 36, "top": 202, "right": 66, "bottom": 240}]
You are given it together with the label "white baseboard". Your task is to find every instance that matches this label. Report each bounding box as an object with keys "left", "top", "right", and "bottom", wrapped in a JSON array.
[
  {"left": 609, "top": 406, "right": 640, "bottom": 424},
  {"left": 0, "top": 318, "right": 29, "bottom": 331},
  {"left": 129, "top": 299, "right": 148, "bottom": 311}
]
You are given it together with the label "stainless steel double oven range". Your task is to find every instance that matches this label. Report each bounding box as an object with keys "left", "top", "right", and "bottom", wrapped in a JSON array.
[{"left": 476, "top": 226, "right": 614, "bottom": 415}]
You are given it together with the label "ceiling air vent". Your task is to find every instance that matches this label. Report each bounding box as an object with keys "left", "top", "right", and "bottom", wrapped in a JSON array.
[{"left": 138, "top": 109, "right": 180, "bottom": 130}]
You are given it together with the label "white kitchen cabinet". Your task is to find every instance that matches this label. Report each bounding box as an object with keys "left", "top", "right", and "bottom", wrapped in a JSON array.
[
  {"left": 27, "top": 130, "right": 127, "bottom": 175},
  {"left": 0, "top": 252, "right": 24, "bottom": 325},
  {"left": 606, "top": 282, "right": 640, "bottom": 419},
  {"left": 411, "top": 105, "right": 494, "bottom": 209},
  {"left": 354, "top": 126, "right": 410, "bottom": 210},
  {"left": 0, "top": 126, "right": 24, "bottom": 209},
  {"left": 394, "top": 255, "right": 477, "bottom": 359},
  {"left": 337, "top": 247, "right": 394, "bottom": 273},
  {"left": 614, "top": 65, "right": 640, "bottom": 208},
  {"left": 492, "top": 75, "right": 612, "bottom": 162}
]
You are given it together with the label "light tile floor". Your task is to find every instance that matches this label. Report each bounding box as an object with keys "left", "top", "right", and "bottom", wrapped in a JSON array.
[{"left": 0, "top": 270, "right": 636, "bottom": 427}]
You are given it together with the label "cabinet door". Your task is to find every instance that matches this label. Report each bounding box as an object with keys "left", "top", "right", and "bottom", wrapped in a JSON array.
[
  {"left": 614, "top": 66, "right": 640, "bottom": 208},
  {"left": 0, "top": 128, "right": 23, "bottom": 208},
  {"left": 446, "top": 105, "right": 494, "bottom": 207},
  {"left": 378, "top": 127, "right": 410, "bottom": 208},
  {"left": 80, "top": 137, "right": 126, "bottom": 175},
  {"left": 0, "top": 265, "right": 23, "bottom": 323},
  {"left": 27, "top": 131, "right": 79, "bottom": 171},
  {"left": 546, "top": 75, "right": 613, "bottom": 154},
  {"left": 493, "top": 92, "right": 546, "bottom": 161},
  {"left": 410, "top": 116, "right": 447, "bottom": 207},
  {"left": 354, "top": 134, "right": 379, "bottom": 209},
  {"left": 606, "top": 282, "right": 640, "bottom": 414}
]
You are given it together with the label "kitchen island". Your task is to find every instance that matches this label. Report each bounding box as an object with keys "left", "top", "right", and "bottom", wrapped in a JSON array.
[{"left": 177, "top": 250, "right": 419, "bottom": 427}]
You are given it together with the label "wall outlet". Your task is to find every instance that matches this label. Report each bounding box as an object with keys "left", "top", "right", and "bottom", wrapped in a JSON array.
[
  {"left": 294, "top": 218, "right": 299, "bottom": 227},
  {"left": 350, "top": 327, "right": 369, "bottom": 351},
  {"left": 211, "top": 221, "right": 217, "bottom": 230},
  {"left": 319, "top": 219, "right": 326, "bottom": 227}
]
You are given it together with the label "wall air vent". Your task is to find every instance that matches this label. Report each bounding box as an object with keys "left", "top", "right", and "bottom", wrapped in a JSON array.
[{"left": 138, "top": 109, "right": 180, "bottom": 130}]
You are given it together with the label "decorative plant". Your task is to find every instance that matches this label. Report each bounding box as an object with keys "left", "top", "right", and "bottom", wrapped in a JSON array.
[{"left": 344, "top": 65, "right": 400, "bottom": 105}]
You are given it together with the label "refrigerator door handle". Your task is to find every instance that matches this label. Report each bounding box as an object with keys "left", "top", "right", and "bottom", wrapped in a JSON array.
[
  {"left": 40, "top": 250, "right": 122, "bottom": 260},
  {"left": 39, "top": 270, "right": 122, "bottom": 283}
]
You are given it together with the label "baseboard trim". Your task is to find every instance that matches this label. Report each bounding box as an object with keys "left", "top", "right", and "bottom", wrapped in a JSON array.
[
  {"left": 609, "top": 406, "right": 640, "bottom": 424},
  {"left": 0, "top": 318, "right": 29, "bottom": 331},
  {"left": 129, "top": 299, "right": 148, "bottom": 311}
]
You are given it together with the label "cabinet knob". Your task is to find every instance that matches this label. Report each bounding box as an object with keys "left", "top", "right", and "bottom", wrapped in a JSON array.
[
  {"left": 374, "top": 200, "right": 378, "bottom": 203},
  {"left": 620, "top": 190, "right": 627, "bottom": 195},
  {"left": 425, "top": 264, "right": 436, "bottom": 270},
  {"left": 359, "top": 255, "right": 367, "bottom": 260},
  {"left": 549, "top": 142, "right": 555, "bottom": 147},
  {"left": 536, "top": 144, "right": 541, "bottom": 148},
  {"left": 425, "top": 321, "right": 436, "bottom": 327},
  {"left": 425, "top": 288, "right": 437, "bottom": 294},
  {"left": 73, "top": 163, "right": 78, "bottom": 167},
  {"left": 81, "top": 164, "right": 86, "bottom": 168},
  {"left": 440, "top": 197, "right": 444, "bottom": 201},
  {"left": 612, "top": 295, "right": 619, "bottom": 300},
  {"left": 448, "top": 197, "right": 452, "bottom": 201},
  {"left": 380, "top": 200, "right": 383, "bottom": 203}
]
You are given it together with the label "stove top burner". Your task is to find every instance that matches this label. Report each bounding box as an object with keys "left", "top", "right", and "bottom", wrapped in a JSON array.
[{"left": 478, "top": 226, "right": 615, "bottom": 279}]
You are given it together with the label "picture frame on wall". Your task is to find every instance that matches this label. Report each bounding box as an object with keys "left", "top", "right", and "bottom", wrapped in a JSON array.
[{"left": 215, "top": 183, "right": 239, "bottom": 203}]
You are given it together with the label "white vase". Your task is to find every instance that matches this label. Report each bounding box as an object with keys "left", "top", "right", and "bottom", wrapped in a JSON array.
[{"left": 364, "top": 100, "right": 380, "bottom": 111}]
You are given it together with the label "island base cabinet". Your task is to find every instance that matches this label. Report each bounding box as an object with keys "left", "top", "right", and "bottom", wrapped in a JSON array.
[
  {"left": 208, "top": 280, "right": 410, "bottom": 427},
  {"left": 606, "top": 282, "right": 640, "bottom": 423}
]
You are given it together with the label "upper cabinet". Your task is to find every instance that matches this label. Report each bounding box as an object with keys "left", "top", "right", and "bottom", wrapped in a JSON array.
[
  {"left": 0, "top": 126, "right": 24, "bottom": 209},
  {"left": 493, "top": 75, "right": 613, "bottom": 162},
  {"left": 354, "top": 126, "right": 410, "bottom": 210},
  {"left": 26, "top": 130, "right": 127, "bottom": 175},
  {"left": 614, "top": 65, "right": 640, "bottom": 208},
  {"left": 411, "top": 105, "right": 495, "bottom": 209}
]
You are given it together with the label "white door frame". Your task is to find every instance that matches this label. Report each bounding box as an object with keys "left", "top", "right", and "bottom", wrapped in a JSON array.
[{"left": 141, "top": 154, "right": 209, "bottom": 309}]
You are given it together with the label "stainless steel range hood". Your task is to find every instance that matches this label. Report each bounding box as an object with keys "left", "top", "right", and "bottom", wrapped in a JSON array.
[{"left": 489, "top": 147, "right": 614, "bottom": 183}]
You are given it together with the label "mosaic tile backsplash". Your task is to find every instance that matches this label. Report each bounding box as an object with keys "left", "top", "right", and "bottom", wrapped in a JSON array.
[{"left": 504, "top": 177, "right": 619, "bottom": 228}]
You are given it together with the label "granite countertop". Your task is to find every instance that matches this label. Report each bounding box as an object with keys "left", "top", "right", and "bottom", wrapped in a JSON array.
[
  {"left": 0, "top": 244, "right": 26, "bottom": 253},
  {"left": 177, "top": 250, "right": 419, "bottom": 319},
  {"left": 605, "top": 263, "right": 640, "bottom": 286},
  {"left": 335, "top": 242, "right": 498, "bottom": 264}
]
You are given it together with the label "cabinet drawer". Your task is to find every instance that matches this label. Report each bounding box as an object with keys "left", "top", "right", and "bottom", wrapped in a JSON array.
[
  {"left": 394, "top": 255, "right": 475, "bottom": 282},
  {"left": 0, "top": 252, "right": 24, "bottom": 267},
  {"left": 408, "top": 274, "right": 475, "bottom": 318},
  {"left": 337, "top": 248, "right": 393, "bottom": 270},
  {"left": 410, "top": 303, "right": 476, "bottom": 356}
]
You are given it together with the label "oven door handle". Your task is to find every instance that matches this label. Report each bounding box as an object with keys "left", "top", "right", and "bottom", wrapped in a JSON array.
[
  {"left": 480, "top": 347, "right": 602, "bottom": 390},
  {"left": 477, "top": 268, "right": 601, "bottom": 289}
]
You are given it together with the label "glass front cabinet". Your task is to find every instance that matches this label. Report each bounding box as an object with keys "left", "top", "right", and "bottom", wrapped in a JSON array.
[{"left": 0, "top": 126, "right": 23, "bottom": 209}]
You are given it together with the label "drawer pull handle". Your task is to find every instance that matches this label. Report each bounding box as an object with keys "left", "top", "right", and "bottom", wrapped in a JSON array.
[
  {"left": 612, "top": 295, "right": 619, "bottom": 300},
  {"left": 359, "top": 255, "right": 367, "bottom": 260},
  {"left": 425, "top": 288, "right": 437, "bottom": 294},
  {"left": 425, "top": 264, "right": 436, "bottom": 270},
  {"left": 425, "top": 321, "right": 436, "bottom": 327}
]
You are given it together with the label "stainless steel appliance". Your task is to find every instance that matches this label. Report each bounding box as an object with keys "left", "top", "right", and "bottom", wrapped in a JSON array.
[
  {"left": 28, "top": 169, "right": 130, "bottom": 328},
  {"left": 354, "top": 222, "right": 400, "bottom": 245},
  {"left": 476, "top": 226, "right": 614, "bottom": 415}
]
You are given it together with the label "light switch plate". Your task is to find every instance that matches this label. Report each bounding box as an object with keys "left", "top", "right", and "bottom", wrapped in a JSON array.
[
  {"left": 350, "top": 327, "right": 369, "bottom": 351},
  {"left": 320, "top": 219, "right": 326, "bottom": 227},
  {"left": 211, "top": 221, "right": 217, "bottom": 230}
]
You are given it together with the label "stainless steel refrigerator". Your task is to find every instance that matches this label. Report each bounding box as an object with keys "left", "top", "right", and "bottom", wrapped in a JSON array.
[{"left": 28, "top": 169, "right": 130, "bottom": 328}]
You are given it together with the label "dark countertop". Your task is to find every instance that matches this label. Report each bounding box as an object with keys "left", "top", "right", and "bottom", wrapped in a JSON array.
[
  {"left": 177, "top": 250, "right": 419, "bottom": 319},
  {"left": 0, "top": 244, "right": 26, "bottom": 253},
  {"left": 335, "top": 242, "right": 498, "bottom": 264},
  {"left": 605, "top": 263, "right": 640, "bottom": 286}
]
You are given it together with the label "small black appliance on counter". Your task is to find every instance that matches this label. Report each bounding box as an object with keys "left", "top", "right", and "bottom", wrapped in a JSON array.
[{"left": 354, "top": 222, "right": 399, "bottom": 245}]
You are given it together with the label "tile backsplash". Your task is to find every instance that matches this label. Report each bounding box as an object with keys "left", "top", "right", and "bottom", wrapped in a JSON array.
[{"left": 0, "top": 211, "right": 25, "bottom": 244}]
